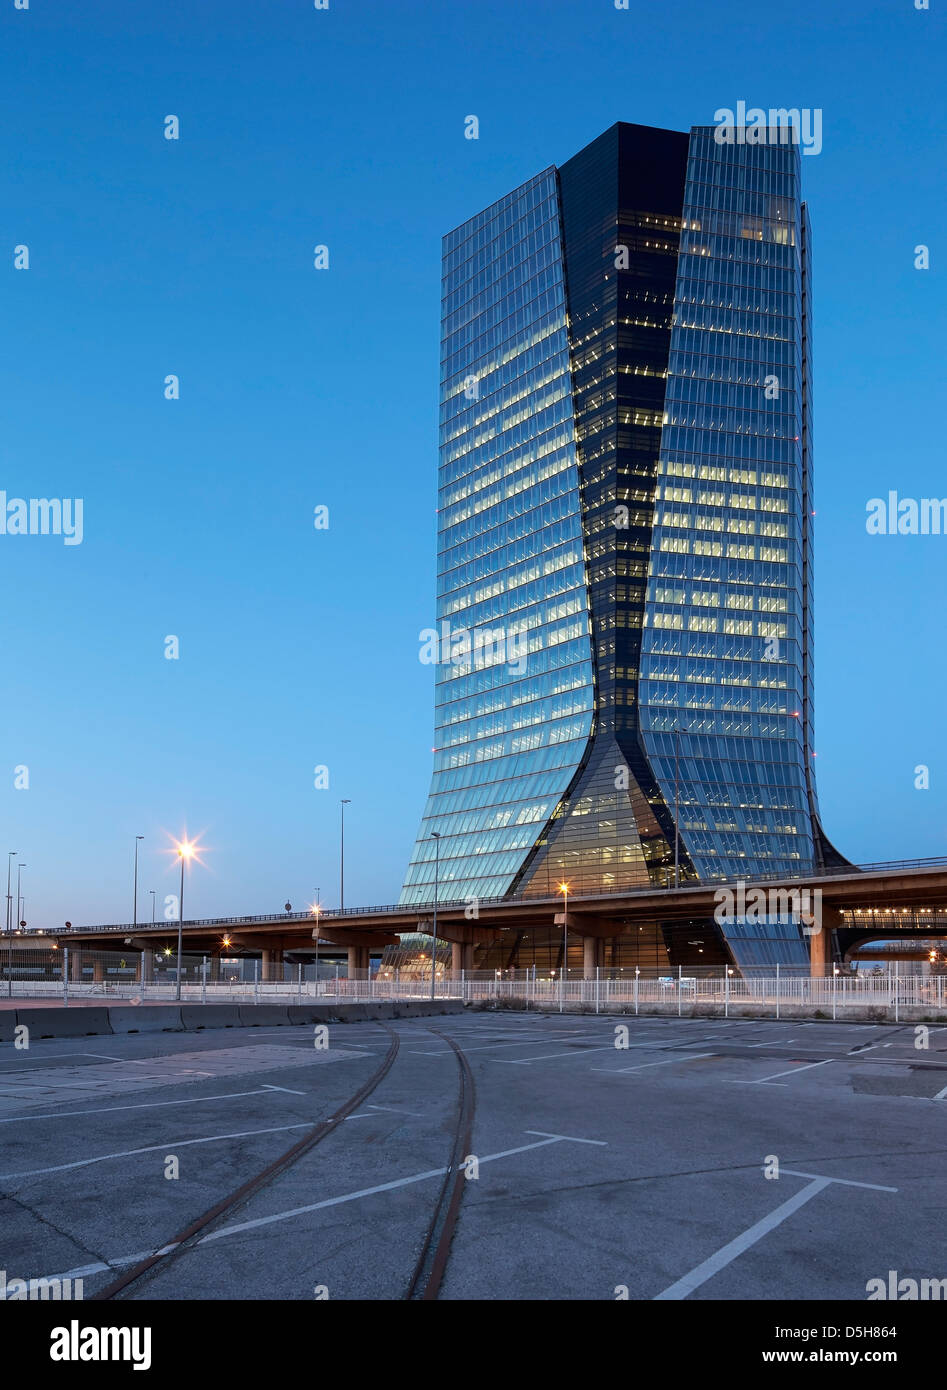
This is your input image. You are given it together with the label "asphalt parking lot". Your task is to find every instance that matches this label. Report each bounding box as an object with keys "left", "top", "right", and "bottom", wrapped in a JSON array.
[{"left": 2, "top": 1010, "right": 946, "bottom": 1301}]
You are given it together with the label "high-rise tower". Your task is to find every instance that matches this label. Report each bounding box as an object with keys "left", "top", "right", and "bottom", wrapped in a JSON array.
[{"left": 401, "top": 122, "right": 844, "bottom": 957}]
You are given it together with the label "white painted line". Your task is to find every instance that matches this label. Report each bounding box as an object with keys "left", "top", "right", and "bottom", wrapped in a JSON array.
[
  {"left": 408, "top": 1031, "right": 603, "bottom": 1056},
  {"left": 0, "top": 1087, "right": 278, "bottom": 1125},
  {"left": 751, "top": 1059, "right": 836, "bottom": 1084},
  {"left": 746, "top": 1039, "right": 797, "bottom": 1048},
  {"left": 491, "top": 1045, "right": 620, "bottom": 1065},
  {"left": 198, "top": 1137, "right": 569, "bottom": 1243},
  {"left": 0, "top": 1122, "right": 312, "bottom": 1179},
  {"left": 654, "top": 1178, "right": 832, "bottom": 1300},
  {"left": 367, "top": 1104, "right": 423, "bottom": 1117},
  {"left": 932, "top": 1083, "right": 947, "bottom": 1101},
  {"left": 38, "top": 1131, "right": 605, "bottom": 1273},
  {"left": 524, "top": 1130, "right": 608, "bottom": 1146},
  {"left": 780, "top": 1169, "right": 898, "bottom": 1193},
  {"left": 261, "top": 1084, "right": 305, "bottom": 1095},
  {"left": 592, "top": 1053, "right": 715, "bottom": 1075}
]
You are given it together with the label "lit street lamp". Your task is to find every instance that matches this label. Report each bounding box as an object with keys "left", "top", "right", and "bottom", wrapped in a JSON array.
[
  {"left": 312, "top": 892, "right": 322, "bottom": 990},
  {"left": 558, "top": 882, "right": 570, "bottom": 1014},
  {"left": 174, "top": 838, "right": 197, "bottom": 1002}
]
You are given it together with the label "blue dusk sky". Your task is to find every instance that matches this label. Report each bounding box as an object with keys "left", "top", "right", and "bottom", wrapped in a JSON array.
[{"left": 1, "top": 0, "right": 944, "bottom": 927}]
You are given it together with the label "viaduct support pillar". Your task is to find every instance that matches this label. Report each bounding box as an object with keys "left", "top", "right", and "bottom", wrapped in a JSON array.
[
  {"left": 347, "top": 945, "right": 370, "bottom": 976},
  {"left": 451, "top": 941, "right": 476, "bottom": 977},
  {"left": 809, "top": 907, "right": 843, "bottom": 978},
  {"left": 583, "top": 935, "right": 605, "bottom": 980},
  {"left": 261, "top": 948, "right": 283, "bottom": 982}
]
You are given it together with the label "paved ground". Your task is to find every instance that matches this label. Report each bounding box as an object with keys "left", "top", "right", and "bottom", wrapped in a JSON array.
[{"left": 1, "top": 1011, "right": 946, "bottom": 1300}]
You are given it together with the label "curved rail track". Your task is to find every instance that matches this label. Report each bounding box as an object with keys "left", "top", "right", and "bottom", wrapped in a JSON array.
[{"left": 93, "top": 1021, "right": 475, "bottom": 1301}]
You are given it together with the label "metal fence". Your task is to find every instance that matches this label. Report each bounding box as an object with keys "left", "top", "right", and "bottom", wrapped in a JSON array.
[
  {"left": 463, "top": 967, "right": 947, "bottom": 1020},
  {"left": 0, "top": 947, "right": 460, "bottom": 1003},
  {"left": 2, "top": 948, "right": 946, "bottom": 1019}
]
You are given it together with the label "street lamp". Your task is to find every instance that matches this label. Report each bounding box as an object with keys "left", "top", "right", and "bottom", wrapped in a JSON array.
[
  {"left": 133, "top": 836, "right": 144, "bottom": 926},
  {"left": 5, "top": 852, "right": 16, "bottom": 999},
  {"left": 340, "top": 801, "right": 351, "bottom": 910},
  {"left": 174, "top": 838, "right": 197, "bottom": 1002},
  {"left": 149, "top": 889, "right": 156, "bottom": 923},
  {"left": 5, "top": 852, "right": 16, "bottom": 937},
  {"left": 430, "top": 832, "right": 441, "bottom": 1000},
  {"left": 558, "top": 882, "right": 570, "bottom": 1014},
  {"left": 312, "top": 893, "right": 322, "bottom": 992},
  {"left": 16, "top": 863, "right": 25, "bottom": 928}
]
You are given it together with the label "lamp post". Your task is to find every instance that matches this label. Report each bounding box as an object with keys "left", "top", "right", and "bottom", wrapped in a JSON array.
[
  {"left": 558, "top": 882, "right": 570, "bottom": 1014},
  {"left": 430, "top": 832, "right": 441, "bottom": 1000},
  {"left": 16, "top": 863, "right": 25, "bottom": 928},
  {"left": 312, "top": 893, "right": 321, "bottom": 993},
  {"left": 174, "top": 839, "right": 196, "bottom": 1002},
  {"left": 5, "top": 851, "right": 16, "bottom": 936},
  {"left": 149, "top": 889, "right": 156, "bottom": 923},
  {"left": 340, "top": 800, "right": 351, "bottom": 910},
  {"left": 5, "top": 852, "right": 16, "bottom": 999},
  {"left": 133, "top": 835, "right": 144, "bottom": 926}
]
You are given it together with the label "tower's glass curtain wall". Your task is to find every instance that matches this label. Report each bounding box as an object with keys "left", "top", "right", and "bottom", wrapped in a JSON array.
[
  {"left": 399, "top": 170, "right": 596, "bottom": 905},
  {"left": 401, "top": 122, "right": 841, "bottom": 911}
]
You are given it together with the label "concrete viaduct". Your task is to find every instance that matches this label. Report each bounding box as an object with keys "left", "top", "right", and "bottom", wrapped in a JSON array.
[{"left": 53, "top": 856, "right": 947, "bottom": 979}]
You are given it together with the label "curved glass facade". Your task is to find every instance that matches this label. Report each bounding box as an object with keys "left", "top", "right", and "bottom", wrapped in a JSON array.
[
  {"left": 399, "top": 170, "right": 595, "bottom": 905},
  {"left": 639, "top": 130, "right": 816, "bottom": 879},
  {"left": 402, "top": 123, "right": 843, "bottom": 912}
]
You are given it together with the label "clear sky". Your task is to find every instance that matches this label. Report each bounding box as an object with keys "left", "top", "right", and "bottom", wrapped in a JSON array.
[{"left": 1, "top": 0, "right": 944, "bottom": 928}]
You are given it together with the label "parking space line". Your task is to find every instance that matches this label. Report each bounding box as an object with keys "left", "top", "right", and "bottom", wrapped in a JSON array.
[
  {"left": 748, "top": 1059, "right": 836, "bottom": 1084},
  {"left": 0, "top": 1122, "right": 313, "bottom": 1179},
  {"left": 654, "top": 1178, "right": 832, "bottom": 1299},
  {"left": 592, "top": 1053, "right": 714, "bottom": 1075},
  {"left": 38, "top": 1129, "right": 607, "bottom": 1281},
  {"left": 0, "top": 1086, "right": 282, "bottom": 1125}
]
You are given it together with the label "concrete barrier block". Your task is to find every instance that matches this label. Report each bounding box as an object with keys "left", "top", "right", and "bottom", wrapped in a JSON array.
[
  {"left": 179, "top": 1004, "right": 242, "bottom": 1030},
  {"left": 108, "top": 1006, "right": 183, "bottom": 1034},
  {"left": 237, "top": 1005, "right": 293, "bottom": 1027},
  {"left": 16, "top": 1007, "right": 112, "bottom": 1039}
]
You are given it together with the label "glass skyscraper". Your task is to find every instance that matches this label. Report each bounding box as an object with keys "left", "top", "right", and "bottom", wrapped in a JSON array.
[{"left": 401, "top": 122, "right": 844, "bottom": 940}]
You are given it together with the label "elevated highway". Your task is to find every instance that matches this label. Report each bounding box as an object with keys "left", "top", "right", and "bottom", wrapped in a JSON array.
[{"left": 52, "top": 855, "right": 947, "bottom": 977}]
